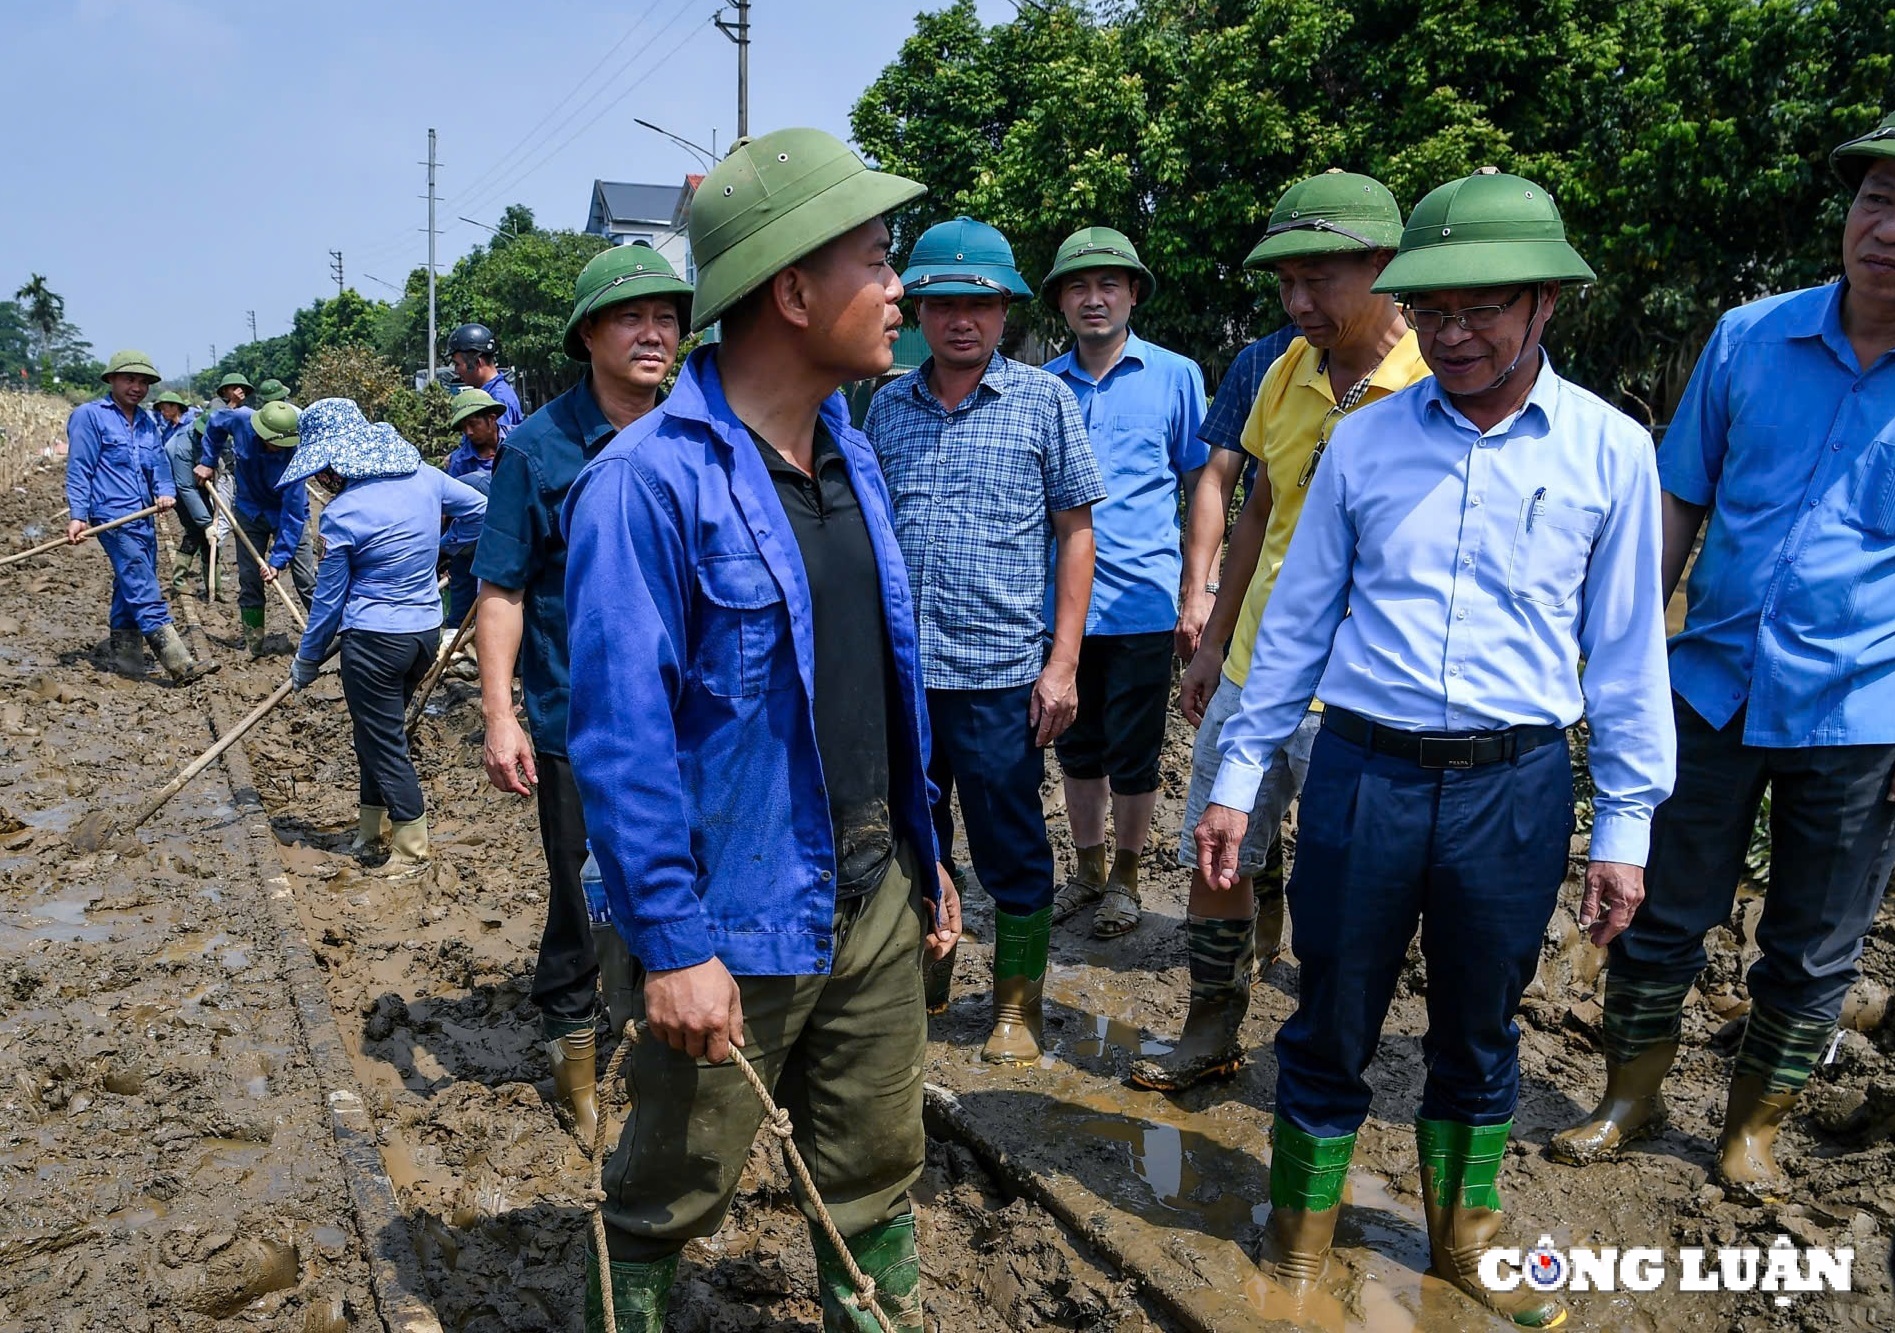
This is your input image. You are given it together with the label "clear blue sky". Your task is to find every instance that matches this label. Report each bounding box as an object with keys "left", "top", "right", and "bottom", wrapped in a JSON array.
[{"left": 0, "top": 0, "right": 1013, "bottom": 380}]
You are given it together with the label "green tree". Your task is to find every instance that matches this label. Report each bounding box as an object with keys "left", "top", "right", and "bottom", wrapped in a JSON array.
[
  {"left": 382, "top": 379, "right": 460, "bottom": 460},
  {"left": 0, "top": 302, "right": 34, "bottom": 383},
  {"left": 12, "top": 274, "right": 64, "bottom": 365},
  {"left": 289, "top": 289, "right": 391, "bottom": 368}
]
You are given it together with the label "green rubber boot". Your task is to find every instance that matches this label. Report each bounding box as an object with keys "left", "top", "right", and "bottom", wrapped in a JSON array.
[
  {"left": 812, "top": 1212, "right": 923, "bottom": 1332},
  {"left": 1257, "top": 1119, "right": 1354, "bottom": 1302},
  {"left": 582, "top": 1247, "right": 676, "bottom": 1333},
  {"left": 109, "top": 628, "right": 148, "bottom": 677},
  {"left": 982, "top": 907, "right": 1051, "bottom": 1065},
  {"left": 1417, "top": 1118, "right": 1566, "bottom": 1327},
  {"left": 240, "top": 606, "right": 267, "bottom": 657}
]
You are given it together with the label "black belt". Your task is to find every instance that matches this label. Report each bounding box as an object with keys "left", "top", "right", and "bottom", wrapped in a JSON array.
[{"left": 1323, "top": 707, "right": 1564, "bottom": 771}]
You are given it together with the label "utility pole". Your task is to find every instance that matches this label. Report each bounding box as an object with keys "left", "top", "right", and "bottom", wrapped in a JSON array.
[
  {"left": 714, "top": 0, "right": 750, "bottom": 140},
  {"left": 329, "top": 249, "right": 345, "bottom": 296},
  {"left": 424, "top": 128, "right": 439, "bottom": 384},
  {"left": 246, "top": 310, "right": 257, "bottom": 342}
]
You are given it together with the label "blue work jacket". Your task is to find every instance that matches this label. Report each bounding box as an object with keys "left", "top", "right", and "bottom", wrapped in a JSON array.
[
  {"left": 65, "top": 397, "right": 172, "bottom": 521},
  {"left": 562, "top": 347, "right": 939, "bottom": 977},
  {"left": 201, "top": 408, "right": 308, "bottom": 561}
]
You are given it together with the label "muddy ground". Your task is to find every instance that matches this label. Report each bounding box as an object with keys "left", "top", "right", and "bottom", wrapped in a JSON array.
[{"left": 2, "top": 453, "right": 1891, "bottom": 1332}]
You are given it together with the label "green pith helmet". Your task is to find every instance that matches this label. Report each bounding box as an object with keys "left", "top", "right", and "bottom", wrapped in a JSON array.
[
  {"left": 449, "top": 388, "right": 505, "bottom": 429},
  {"left": 562, "top": 244, "right": 694, "bottom": 360},
  {"left": 1832, "top": 111, "right": 1895, "bottom": 189},
  {"left": 900, "top": 216, "right": 1031, "bottom": 299},
  {"left": 216, "top": 371, "right": 254, "bottom": 392},
  {"left": 687, "top": 127, "right": 926, "bottom": 333},
  {"left": 1039, "top": 226, "right": 1157, "bottom": 306},
  {"left": 251, "top": 399, "right": 301, "bottom": 447},
  {"left": 1372, "top": 168, "right": 1596, "bottom": 296},
  {"left": 151, "top": 389, "right": 191, "bottom": 408},
  {"left": 1245, "top": 170, "right": 1405, "bottom": 269},
  {"left": 101, "top": 349, "right": 161, "bottom": 382},
  {"left": 255, "top": 378, "right": 291, "bottom": 403}
]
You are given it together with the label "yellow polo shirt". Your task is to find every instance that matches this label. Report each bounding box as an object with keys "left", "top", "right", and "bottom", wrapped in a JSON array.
[{"left": 1223, "top": 333, "right": 1432, "bottom": 687}]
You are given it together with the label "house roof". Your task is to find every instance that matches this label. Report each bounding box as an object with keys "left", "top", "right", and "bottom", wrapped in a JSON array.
[{"left": 588, "top": 180, "right": 689, "bottom": 233}]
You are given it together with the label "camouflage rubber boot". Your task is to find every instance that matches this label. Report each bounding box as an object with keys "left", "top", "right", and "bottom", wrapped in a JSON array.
[
  {"left": 109, "top": 628, "right": 148, "bottom": 677},
  {"left": 1717, "top": 1004, "right": 1832, "bottom": 1203},
  {"left": 583, "top": 1246, "right": 676, "bottom": 1333},
  {"left": 812, "top": 1212, "right": 923, "bottom": 1332},
  {"left": 1549, "top": 972, "right": 1689, "bottom": 1165},
  {"left": 1417, "top": 1118, "right": 1566, "bottom": 1327},
  {"left": 982, "top": 907, "right": 1050, "bottom": 1065},
  {"left": 1257, "top": 1119, "right": 1354, "bottom": 1302},
  {"left": 146, "top": 624, "right": 218, "bottom": 683},
  {"left": 1129, "top": 915, "right": 1253, "bottom": 1090}
]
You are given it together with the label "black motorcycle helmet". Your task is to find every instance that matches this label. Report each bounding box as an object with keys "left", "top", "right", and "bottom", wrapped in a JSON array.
[{"left": 446, "top": 322, "right": 498, "bottom": 357}]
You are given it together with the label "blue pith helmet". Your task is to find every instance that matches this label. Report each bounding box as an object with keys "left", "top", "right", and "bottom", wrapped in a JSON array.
[{"left": 899, "top": 216, "right": 1032, "bottom": 300}]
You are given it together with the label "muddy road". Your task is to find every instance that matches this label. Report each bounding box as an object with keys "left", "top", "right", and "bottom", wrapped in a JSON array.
[{"left": 2, "top": 453, "right": 1891, "bottom": 1332}]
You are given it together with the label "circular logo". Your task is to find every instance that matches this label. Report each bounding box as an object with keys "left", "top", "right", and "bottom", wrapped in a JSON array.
[{"left": 1523, "top": 1238, "right": 1567, "bottom": 1292}]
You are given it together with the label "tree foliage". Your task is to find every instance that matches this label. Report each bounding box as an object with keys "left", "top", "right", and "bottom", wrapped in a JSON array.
[
  {"left": 852, "top": 0, "right": 1895, "bottom": 413},
  {"left": 382, "top": 378, "right": 460, "bottom": 461},
  {"left": 297, "top": 344, "right": 406, "bottom": 421}
]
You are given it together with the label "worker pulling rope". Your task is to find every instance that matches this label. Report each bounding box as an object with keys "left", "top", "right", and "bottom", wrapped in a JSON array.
[{"left": 581, "top": 1023, "right": 900, "bottom": 1333}]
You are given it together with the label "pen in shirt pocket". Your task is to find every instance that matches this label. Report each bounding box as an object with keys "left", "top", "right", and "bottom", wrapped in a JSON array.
[{"left": 1527, "top": 486, "right": 1548, "bottom": 532}]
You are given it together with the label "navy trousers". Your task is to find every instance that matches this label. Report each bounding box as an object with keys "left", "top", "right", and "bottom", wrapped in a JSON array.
[
  {"left": 1275, "top": 723, "right": 1573, "bottom": 1138},
  {"left": 532, "top": 751, "right": 600, "bottom": 1039},
  {"left": 96, "top": 519, "right": 169, "bottom": 634},
  {"left": 1613, "top": 697, "right": 1895, "bottom": 1024},
  {"left": 445, "top": 544, "right": 479, "bottom": 632},
  {"left": 338, "top": 628, "right": 438, "bottom": 823},
  {"left": 925, "top": 684, "right": 1056, "bottom": 916}
]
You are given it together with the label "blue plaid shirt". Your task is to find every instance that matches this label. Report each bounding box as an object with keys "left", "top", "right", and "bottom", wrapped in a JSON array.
[
  {"left": 867, "top": 352, "right": 1105, "bottom": 690},
  {"left": 1199, "top": 326, "right": 1299, "bottom": 454}
]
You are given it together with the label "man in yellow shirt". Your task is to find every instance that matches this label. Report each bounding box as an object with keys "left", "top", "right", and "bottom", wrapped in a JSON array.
[{"left": 1133, "top": 171, "right": 1430, "bottom": 1092}]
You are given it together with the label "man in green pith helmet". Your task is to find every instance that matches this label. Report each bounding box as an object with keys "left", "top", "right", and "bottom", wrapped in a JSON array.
[
  {"left": 152, "top": 390, "right": 214, "bottom": 592},
  {"left": 199, "top": 396, "right": 317, "bottom": 654},
  {"left": 563, "top": 129, "right": 960, "bottom": 1331},
  {"left": 1552, "top": 113, "right": 1895, "bottom": 1203},
  {"left": 472, "top": 241, "right": 693, "bottom": 1149},
  {"left": 1195, "top": 168, "right": 1674, "bottom": 1326},
  {"left": 1135, "top": 170, "right": 1430, "bottom": 1095},
  {"left": 255, "top": 378, "right": 291, "bottom": 405},
  {"left": 864, "top": 215, "right": 1104, "bottom": 1064},
  {"left": 1042, "top": 225, "right": 1208, "bottom": 941}
]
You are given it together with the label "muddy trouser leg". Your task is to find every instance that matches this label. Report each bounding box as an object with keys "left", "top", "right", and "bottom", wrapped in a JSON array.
[
  {"left": 927, "top": 686, "right": 1054, "bottom": 916},
  {"left": 235, "top": 511, "right": 274, "bottom": 619},
  {"left": 600, "top": 844, "right": 927, "bottom": 1263},
  {"left": 532, "top": 751, "right": 602, "bottom": 1041},
  {"left": 96, "top": 520, "right": 170, "bottom": 634},
  {"left": 337, "top": 629, "right": 435, "bottom": 824},
  {"left": 1273, "top": 725, "right": 1428, "bottom": 1139},
  {"left": 1415, "top": 738, "right": 1573, "bottom": 1126}
]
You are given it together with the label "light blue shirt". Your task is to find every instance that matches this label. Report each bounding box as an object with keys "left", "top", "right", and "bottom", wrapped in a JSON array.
[
  {"left": 1659, "top": 282, "right": 1895, "bottom": 747},
  {"left": 1209, "top": 361, "right": 1676, "bottom": 867},
  {"left": 1047, "top": 330, "right": 1208, "bottom": 635},
  {"left": 298, "top": 465, "right": 486, "bottom": 661}
]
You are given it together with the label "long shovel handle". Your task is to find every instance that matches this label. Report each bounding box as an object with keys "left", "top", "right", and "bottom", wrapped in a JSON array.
[
  {"left": 204, "top": 483, "right": 307, "bottom": 631},
  {"left": 0, "top": 504, "right": 161, "bottom": 567},
  {"left": 121, "top": 678, "right": 296, "bottom": 835},
  {"left": 405, "top": 601, "right": 479, "bottom": 736}
]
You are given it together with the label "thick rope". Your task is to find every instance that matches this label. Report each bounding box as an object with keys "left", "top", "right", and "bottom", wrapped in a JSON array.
[{"left": 582, "top": 1022, "right": 898, "bottom": 1333}]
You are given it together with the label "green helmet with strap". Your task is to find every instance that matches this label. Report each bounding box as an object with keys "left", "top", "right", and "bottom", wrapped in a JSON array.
[
  {"left": 687, "top": 127, "right": 925, "bottom": 333},
  {"left": 1245, "top": 170, "right": 1404, "bottom": 269},
  {"left": 101, "top": 349, "right": 161, "bottom": 382},
  {"left": 1373, "top": 168, "right": 1595, "bottom": 296},
  {"left": 449, "top": 388, "right": 505, "bottom": 429},
  {"left": 151, "top": 389, "right": 191, "bottom": 408},
  {"left": 252, "top": 400, "right": 301, "bottom": 447},
  {"left": 1832, "top": 110, "right": 1895, "bottom": 189},
  {"left": 216, "top": 371, "right": 254, "bottom": 392},
  {"left": 255, "top": 378, "right": 291, "bottom": 403},
  {"left": 562, "top": 244, "right": 694, "bottom": 361},
  {"left": 899, "top": 216, "right": 1031, "bottom": 299},
  {"left": 1039, "top": 226, "right": 1157, "bottom": 305}
]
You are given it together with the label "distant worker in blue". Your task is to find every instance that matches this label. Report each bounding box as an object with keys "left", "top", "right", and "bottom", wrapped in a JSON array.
[
  {"left": 196, "top": 393, "right": 317, "bottom": 655},
  {"left": 64, "top": 350, "right": 215, "bottom": 683},
  {"left": 446, "top": 323, "right": 524, "bottom": 426},
  {"left": 1042, "top": 226, "right": 1208, "bottom": 940},
  {"left": 283, "top": 398, "right": 486, "bottom": 877},
  {"left": 440, "top": 388, "right": 507, "bottom": 633},
  {"left": 562, "top": 128, "right": 960, "bottom": 1329},
  {"left": 1554, "top": 111, "right": 1895, "bottom": 1205},
  {"left": 865, "top": 215, "right": 1104, "bottom": 1067},
  {"left": 1195, "top": 170, "right": 1674, "bottom": 1326},
  {"left": 472, "top": 243, "right": 693, "bottom": 1146},
  {"left": 151, "top": 390, "right": 212, "bottom": 594}
]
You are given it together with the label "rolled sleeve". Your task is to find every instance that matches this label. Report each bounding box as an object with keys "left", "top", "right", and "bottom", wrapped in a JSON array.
[
  {"left": 563, "top": 456, "right": 710, "bottom": 973},
  {"left": 1577, "top": 437, "right": 1677, "bottom": 867},
  {"left": 470, "top": 447, "right": 537, "bottom": 590}
]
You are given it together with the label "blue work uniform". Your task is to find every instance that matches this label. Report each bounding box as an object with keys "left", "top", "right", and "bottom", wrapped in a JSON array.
[
  {"left": 472, "top": 371, "right": 524, "bottom": 428},
  {"left": 160, "top": 409, "right": 212, "bottom": 532},
  {"left": 201, "top": 408, "right": 310, "bottom": 566},
  {"left": 561, "top": 346, "right": 940, "bottom": 978},
  {"left": 1212, "top": 359, "right": 1675, "bottom": 1137},
  {"left": 441, "top": 438, "right": 499, "bottom": 630},
  {"left": 65, "top": 396, "right": 175, "bottom": 634}
]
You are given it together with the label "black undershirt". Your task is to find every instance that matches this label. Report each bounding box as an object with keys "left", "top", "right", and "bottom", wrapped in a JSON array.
[{"left": 749, "top": 421, "right": 896, "bottom": 899}]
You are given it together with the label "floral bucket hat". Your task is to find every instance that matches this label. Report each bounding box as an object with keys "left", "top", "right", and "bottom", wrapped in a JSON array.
[{"left": 278, "top": 398, "right": 422, "bottom": 489}]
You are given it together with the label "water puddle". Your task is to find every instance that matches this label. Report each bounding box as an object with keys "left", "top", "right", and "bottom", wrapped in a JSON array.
[{"left": 0, "top": 891, "right": 111, "bottom": 945}]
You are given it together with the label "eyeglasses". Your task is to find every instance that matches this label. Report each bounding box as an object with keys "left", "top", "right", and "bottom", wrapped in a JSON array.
[
  {"left": 1401, "top": 287, "right": 1529, "bottom": 334},
  {"left": 1296, "top": 405, "right": 1349, "bottom": 488}
]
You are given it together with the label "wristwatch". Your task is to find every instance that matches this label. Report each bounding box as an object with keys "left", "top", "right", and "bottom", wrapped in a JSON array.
[{"left": 1204, "top": 581, "right": 1220, "bottom": 595}]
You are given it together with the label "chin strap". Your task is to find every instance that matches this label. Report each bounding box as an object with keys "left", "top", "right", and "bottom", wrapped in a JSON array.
[{"left": 1478, "top": 287, "right": 1542, "bottom": 394}]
